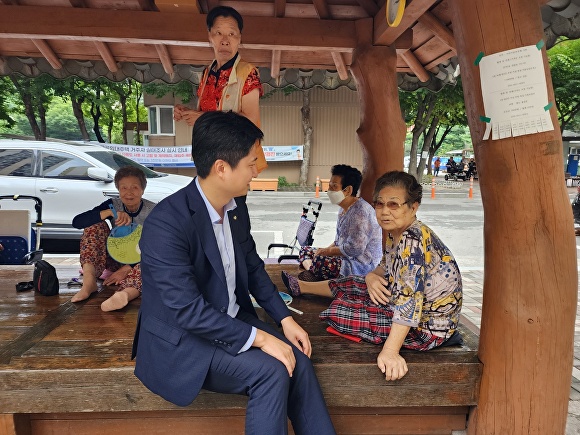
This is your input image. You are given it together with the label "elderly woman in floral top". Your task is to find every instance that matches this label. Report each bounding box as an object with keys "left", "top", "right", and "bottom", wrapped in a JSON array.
[{"left": 283, "top": 171, "right": 462, "bottom": 381}]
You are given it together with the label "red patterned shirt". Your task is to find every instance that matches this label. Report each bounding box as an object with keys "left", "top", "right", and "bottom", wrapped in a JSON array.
[{"left": 197, "top": 54, "right": 263, "bottom": 112}]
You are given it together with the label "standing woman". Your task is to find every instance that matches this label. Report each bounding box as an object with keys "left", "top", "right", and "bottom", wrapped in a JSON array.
[
  {"left": 174, "top": 5, "right": 267, "bottom": 173},
  {"left": 71, "top": 166, "right": 155, "bottom": 311}
]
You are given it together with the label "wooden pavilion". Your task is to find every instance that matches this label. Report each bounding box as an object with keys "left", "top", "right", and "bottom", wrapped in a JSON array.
[{"left": 0, "top": 0, "right": 578, "bottom": 433}]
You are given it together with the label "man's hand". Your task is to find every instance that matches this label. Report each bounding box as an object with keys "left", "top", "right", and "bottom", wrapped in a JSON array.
[
  {"left": 377, "top": 347, "right": 408, "bottom": 381},
  {"left": 173, "top": 105, "right": 203, "bottom": 126},
  {"left": 365, "top": 272, "right": 391, "bottom": 305},
  {"left": 281, "top": 316, "right": 312, "bottom": 357},
  {"left": 252, "top": 329, "right": 296, "bottom": 377}
]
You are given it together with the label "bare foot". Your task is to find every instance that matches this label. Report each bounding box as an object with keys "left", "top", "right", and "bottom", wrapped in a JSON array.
[
  {"left": 71, "top": 280, "right": 98, "bottom": 302},
  {"left": 101, "top": 291, "right": 130, "bottom": 312}
]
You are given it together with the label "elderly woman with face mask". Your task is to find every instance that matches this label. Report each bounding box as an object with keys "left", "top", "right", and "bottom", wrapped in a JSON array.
[
  {"left": 281, "top": 164, "right": 382, "bottom": 290},
  {"left": 173, "top": 5, "right": 267, "bottom": 173},
  {"left": 284, "top": 171, "right": 463, "bottom": 381}
]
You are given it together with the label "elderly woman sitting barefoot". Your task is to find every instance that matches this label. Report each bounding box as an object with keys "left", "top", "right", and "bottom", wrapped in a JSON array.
[
  {"left": 71, "top": 166, "right": 155, "bottom": 311},
  {"left": 281, "top": 171, "right": 463, "bottom": 380}
]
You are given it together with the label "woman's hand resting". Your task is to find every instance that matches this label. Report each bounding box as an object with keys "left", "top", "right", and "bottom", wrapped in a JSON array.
[
  {"left": 377, "top": 347, "right": 408, "bottom": 381},
  {"left": 103, "top": 265, "right": 132, "bottom": 286},
  {"left": 365, "top": 272, "right": 391, "bottom": 305}
]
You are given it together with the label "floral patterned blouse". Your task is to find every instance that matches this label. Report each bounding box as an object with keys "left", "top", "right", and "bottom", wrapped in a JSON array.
[
  {"left": 197, "top": 54, "right": 263, "bottom": 112},
  {"left": 383, "top": 219, "right": 462, "bottom": 339}
]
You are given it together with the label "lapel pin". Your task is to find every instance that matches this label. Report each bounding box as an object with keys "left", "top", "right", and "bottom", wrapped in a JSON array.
[{"left": 233, "top": 215, "right": 237, "bottom": 220}]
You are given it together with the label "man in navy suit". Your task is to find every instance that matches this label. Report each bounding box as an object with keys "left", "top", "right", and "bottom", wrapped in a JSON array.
[{"left": 132, "top": 111, "right": 335, "bottom": 435}]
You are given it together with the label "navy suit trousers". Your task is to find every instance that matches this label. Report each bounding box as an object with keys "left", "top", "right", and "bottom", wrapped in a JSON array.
[{"left": 201, "top": 310, "right": 336, "bottom": 435}]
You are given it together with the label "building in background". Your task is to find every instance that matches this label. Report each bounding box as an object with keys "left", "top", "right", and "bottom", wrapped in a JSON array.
[{"left": 144, "top": 85, "right": 363, "bottom": 185}]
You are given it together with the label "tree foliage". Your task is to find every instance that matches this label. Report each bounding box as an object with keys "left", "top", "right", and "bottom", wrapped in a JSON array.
[
  {"left": 400, "top": 80, "right": 467, "bottom": 179},
  {"left": 547, "top": 38, "right": 580, "bottom": 132}
]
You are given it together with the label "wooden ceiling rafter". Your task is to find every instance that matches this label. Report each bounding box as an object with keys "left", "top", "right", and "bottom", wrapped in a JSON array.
[
  {"left": 93, "top": 41, "right": 118, "bottom": 73},
  {"left": 155, "top": 43, "right": 175, "bottom": 76},
  {"left": 398, "top": 49, "right": 430, "bottom": 82},
  {"left": 312, "top": 0, "right": 331, "bottom": 19},
  {"left": 138, "top": 0, "right": 159, "bottom": 11},
  {"left": 271, "top": 49, "right": 281, "bottom": 80},
  {"left": 417, "top": 11, "right": 456, "bottom": 53},
  {"left": 30, "top": 38, "right": 62, "bottom": 70},
  {"left": 68, "top": 0, "right": 86, "bottom": 7},
  {"left": 0, "top": 0, "right": 19, "bottom": 4},
  {"left": 274, "top": 0, "right": 286, "bottom": 18},
  {"left": 374, "top": 0, "right": 438, "bottom": 46},
  {"left": 331, "top": 51, "right": 348, "bottom": 80},
  {"left": 355, "top": 0, "right": 379, "bottom": 17}
]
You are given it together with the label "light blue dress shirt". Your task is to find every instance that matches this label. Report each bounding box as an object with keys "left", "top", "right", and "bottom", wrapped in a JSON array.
[{"left": 195, "top": 178, "right": 256, "bottom": 353}]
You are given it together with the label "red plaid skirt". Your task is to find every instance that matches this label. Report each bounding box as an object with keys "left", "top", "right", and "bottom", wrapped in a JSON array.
[
  {"left": 80, "top": 221, "right": 142, "bottom": 292},
  {"left": 319, "top": 275, "right": 445, "bottom": 350}
]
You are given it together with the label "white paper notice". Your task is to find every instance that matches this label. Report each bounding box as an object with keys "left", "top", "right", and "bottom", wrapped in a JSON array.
[{"left": 479, "top": 45, "right": 553, "bottom": 140}]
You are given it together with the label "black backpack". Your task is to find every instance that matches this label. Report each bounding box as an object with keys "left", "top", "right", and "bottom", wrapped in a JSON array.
[{"left": 33, "top": 260, "right": 59, "bottom": 296}]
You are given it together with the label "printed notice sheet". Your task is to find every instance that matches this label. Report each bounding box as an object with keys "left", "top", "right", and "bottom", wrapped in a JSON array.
[{"left": 479, "top": 45, "right": 554, "bottom": 140}]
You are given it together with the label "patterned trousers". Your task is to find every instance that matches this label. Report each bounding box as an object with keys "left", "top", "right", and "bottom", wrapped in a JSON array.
[
  {"left": 80, "top": 221, "right": 142, "bottom": 292},
  {"left": 298, "top": 246, "right": 342, "bottom": 280}
]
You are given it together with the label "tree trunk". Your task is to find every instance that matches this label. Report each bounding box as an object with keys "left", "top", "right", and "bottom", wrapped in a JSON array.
[
  {"left": 299, "top": 88, "right": 312, "bottom": 187},
  {"left": 416, "top": 117, "right": 438, "bottom": 179},
  {"left": 91, "top": 102, "right": 105, "bottom": 143},
  {"left": 409, "top": 93, "right": 436, "bottom": 180},
  {"left": 38, "top": 103, "right": 46, "bottom": 141},
  {"left": 350, "top": 19, "right": 406, "bottom": 202},
  {"left": 10, "top": 76, "right": 42, "bottom": 140},
  {"left": 120, "top": 94, "right": 128, "bottom": 145},
  {"left": 450, "top": 1, "right": 577, "bottom": 433},
  {"left": 71, "top": 97, "right": 90, "bottom": 141},
  {"left": 135, "top": 84, "right": 142, "bottom": 146}
]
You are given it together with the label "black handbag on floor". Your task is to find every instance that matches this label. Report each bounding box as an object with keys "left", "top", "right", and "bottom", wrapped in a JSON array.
[{"left": 33, "top": 260, "right": 59, "bottom": 296}]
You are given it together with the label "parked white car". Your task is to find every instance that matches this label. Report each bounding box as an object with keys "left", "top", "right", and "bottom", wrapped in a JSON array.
[{"left": 0, "top": 140, "right": 192, "bottom": 241}]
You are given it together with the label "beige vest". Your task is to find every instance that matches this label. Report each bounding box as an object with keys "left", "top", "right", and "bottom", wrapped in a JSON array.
[{"left": 197, "top": 56, "right": 256, "bottom": 115}]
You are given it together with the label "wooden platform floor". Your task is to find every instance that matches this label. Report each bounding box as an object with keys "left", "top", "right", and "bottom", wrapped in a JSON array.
[{"left": 0, "top": 263, "right": 481, "bottom": 435}]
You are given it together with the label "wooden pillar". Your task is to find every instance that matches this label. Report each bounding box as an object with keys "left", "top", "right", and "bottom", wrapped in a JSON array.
[
  {"left": 350, "top": 19, "right": 406, "bottom": 202},
  {"left": 0, "top": 414, "right": 30, "bottom": 435},
  {"left": 450, "top": 1, "right": 577, "bottom": 433}
]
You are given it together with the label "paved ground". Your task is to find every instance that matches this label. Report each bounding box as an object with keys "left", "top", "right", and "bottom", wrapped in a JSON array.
[{"left": 41, "top": 180, "right": 580, "bottom": 434}]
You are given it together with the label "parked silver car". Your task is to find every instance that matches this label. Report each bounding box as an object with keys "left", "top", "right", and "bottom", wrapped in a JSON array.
[{"left": 0, "top": 140, "right": 192, "bottom": 241}]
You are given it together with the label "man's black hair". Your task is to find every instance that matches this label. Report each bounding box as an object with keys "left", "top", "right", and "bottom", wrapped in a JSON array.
[
  {"left": 331, "top": 164, "right": 362, "bottom": 197},
  {"left": 192, "top": 111, "right": 263, "bottom": 178},
  {"left": 207, "top": 6, "right": 244, "bottom": 32}
]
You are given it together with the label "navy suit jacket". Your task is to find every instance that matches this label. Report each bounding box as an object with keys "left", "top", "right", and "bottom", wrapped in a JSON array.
[{"left": 132, "top": 179, "right": 290, "bottom": 406}]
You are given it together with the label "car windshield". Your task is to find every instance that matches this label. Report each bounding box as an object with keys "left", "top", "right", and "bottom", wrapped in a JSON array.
[{"left": 86, "top": 151, "right": 165, "bottom": 178}]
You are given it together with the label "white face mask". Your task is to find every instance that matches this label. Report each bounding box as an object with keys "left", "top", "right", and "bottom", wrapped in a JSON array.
[{"left": 327, "top": 189, "right": 345, "bottom": 205}]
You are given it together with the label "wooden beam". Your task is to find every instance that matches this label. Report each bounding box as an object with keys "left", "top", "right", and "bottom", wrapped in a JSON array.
[
  {"left": 331, "top": 51, "right": 348, "bottom": 80},
  {"left": 93, "top": 41, "right": 118, "bottom": 73},
  {"left": 399, "top": 49, "right": 430, "bottom": 82},
  {"left": 138, "top": 0, "right": 159, "bottom": 11},
  {"left": 270, "top": 49, "right": 281, "bottom": 79},
  {"left": 374, "top": 0, "right": 438, "bottom": 46},
  {"left": 30, "top": 39, "right": 62, "bottom": 69},
  {"left": 394, "top": 28, "right": 413, "bottom": 51},
  {"left": 68, "top": 0, "right": 86, "bottom": 7},
  {"left": 355, "top": 0, "right": 380, "bottom": 16},
  {"left": 0, "top": 6, "right": 356, "bottom": 53},
  {"left": 207, "top": 0, "right": 219, "bottom": 13},
  {"left": 155, "top": 44, "right": 175, "bottom": 76},
  {"left": 154, "top": 0, "right": 200, "bottom": 13},
  {"left": 274, "top": 0, "right": 286, "bottom": 18},
  {"left": 312, "top": 0, "right": 331, "bottom": 19},
  {"left": 417, "top": 11, "right": 456, "bottom": 51},
  {"left": 0, "top": 0, "right": 19, "bottom": 4}
]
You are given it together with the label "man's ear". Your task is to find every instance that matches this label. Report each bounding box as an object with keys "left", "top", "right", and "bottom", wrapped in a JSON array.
[{"left": 214, "top": 159, "right": 228, "bottom": 179}]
